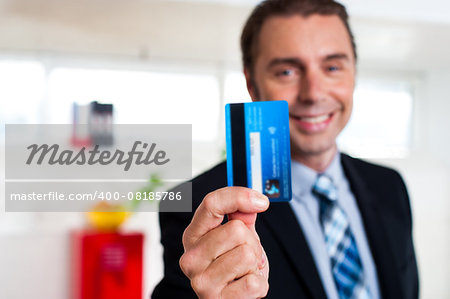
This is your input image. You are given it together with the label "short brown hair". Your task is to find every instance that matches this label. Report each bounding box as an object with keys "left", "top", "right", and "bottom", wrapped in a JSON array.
[{"left": 241, "top": 0, "right": 357, "bottom": 75}]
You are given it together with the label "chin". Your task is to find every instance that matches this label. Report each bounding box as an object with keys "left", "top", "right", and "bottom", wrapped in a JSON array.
[{"left": 291, "top": 135, "right": 337, "bottom": 158}]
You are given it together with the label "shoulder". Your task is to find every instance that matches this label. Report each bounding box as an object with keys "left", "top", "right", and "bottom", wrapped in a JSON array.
[
  {"left": 341, "top": 153, "right": 410, "bottom": 213},
  {"left": 341, "top": 153, "right": 412, "bottom": 226},
  {"left": 341, "top": 153, "right": 406, "bottom": 188}
]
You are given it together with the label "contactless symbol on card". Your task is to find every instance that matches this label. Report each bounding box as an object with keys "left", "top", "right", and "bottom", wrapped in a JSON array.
[{"left": 225, "top": 101, "right": 292, "bottom": 202}]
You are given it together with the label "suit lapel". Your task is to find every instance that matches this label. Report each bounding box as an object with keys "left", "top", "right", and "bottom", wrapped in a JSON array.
[
  {"left": 341, "top": 154, "right": 403, "bottom": 299},
  {"left": 260, "top": 202, "right": 327, "bottom": 299}
]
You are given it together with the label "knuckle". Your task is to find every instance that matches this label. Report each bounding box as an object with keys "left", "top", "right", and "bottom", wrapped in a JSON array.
[
  {"left": 228, "top": 220, "right": 248, "bottom": 241},
  {"left": 240, "top": 244, "right": 258, "bottom": 265},
  {"left": 203, "top": 192, "right": 218, "bottom": 214},
  {"left": 242, "top": 187, "right": 254, "bottom": 203},
  {"left": 179, "top": 253, "right": 191, "bottom": 276},
  {"left": 179, "top": 249, "right": 199, "bottom": 278},
  {"left": 244, "top": 274, "right": 261, "bottom": 294},
  {"left": 181, "top": 227, "right": 189, "bottom": 248},
  {"left": 233, "top": 189, "right": 247, "bottom": 207},
  {"left": 261, "top": 278, "right": 269, "bottom": 297},
  {"left": 191, "top": 273, "right": 209, "bottom": 295}
]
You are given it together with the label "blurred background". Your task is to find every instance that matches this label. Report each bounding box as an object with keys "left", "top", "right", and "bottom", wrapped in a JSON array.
[{"left": 0, "top": 0, "right": 449, "bottom": 298}]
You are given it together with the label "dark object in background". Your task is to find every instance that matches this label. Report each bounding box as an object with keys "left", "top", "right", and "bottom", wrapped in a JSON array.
[
  {"left": 72, "top": 101, "right": 114, "bottom": 147},
  {"left": 90, "top": 101, "right": 114, "bottom": 146}
]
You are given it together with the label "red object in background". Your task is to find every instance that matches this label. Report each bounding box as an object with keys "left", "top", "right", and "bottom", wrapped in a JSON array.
[{"left": 71, "top": 231, "right": 143, "bottom": 299}]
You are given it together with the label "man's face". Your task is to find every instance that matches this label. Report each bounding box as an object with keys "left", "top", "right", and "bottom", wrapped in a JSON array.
[{"left": 246, "top": 15, "right": 356, "bottom": 164}]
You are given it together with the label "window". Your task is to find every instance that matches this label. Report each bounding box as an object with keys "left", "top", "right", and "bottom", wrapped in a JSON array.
[
  {"left": 338, "top": 79, "right": 413, "bottom": 158},
  {"left": 0, "top": 60, "right": 46, "bottom": 134},
  {"left": 224, "top": 71, "right": 251, "bottom": 104},
  {"left": 47, "top": 68, "right": 220, "bottom": 141}
]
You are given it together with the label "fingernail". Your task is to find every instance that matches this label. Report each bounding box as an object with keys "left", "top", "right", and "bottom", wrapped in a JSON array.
[
  {"left": 259, "top": 252, "right": 266, "bottom": 268},
  {"left": 251, "top": 195, "right": 268, "bottom": 209}
]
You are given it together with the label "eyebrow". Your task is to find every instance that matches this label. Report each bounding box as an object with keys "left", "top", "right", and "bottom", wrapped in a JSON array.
[
  {"left": 267, "top": 58, "right": 302, "bottom": 69},
  {"left": 267, "top": 53, "right": 350, "bottom": 69},
  {"left": 324, "top": 53, "right": 350, "bottom": 62}
]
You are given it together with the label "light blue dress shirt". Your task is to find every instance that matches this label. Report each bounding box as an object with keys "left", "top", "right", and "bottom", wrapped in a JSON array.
[{"left": 289, "top": 153, "right": 381, "bottom": 299}]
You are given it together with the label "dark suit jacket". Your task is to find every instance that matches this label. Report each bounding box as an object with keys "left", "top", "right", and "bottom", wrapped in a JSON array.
[{"left": 152, "top": 153, "right": 419, "bottom": 298}]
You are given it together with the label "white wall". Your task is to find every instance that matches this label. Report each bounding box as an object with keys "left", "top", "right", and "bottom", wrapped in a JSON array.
[
  {"left": 373, "top": 155, "right": 450, "bottom": 298},
  {"left": 1, "top": 0, "right": 449, "bottom": 298},
  {"left": 424, "top": 71, "right": 450, "bottom": 167}
]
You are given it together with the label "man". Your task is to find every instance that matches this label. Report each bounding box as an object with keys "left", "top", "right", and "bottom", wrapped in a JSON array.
[{"left": 152, "top": 0, "right": 419, "bottom": 298}]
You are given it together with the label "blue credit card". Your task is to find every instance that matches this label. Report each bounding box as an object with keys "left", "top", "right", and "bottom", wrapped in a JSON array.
[{"left": 225, "top": 101, "right": 292, "bottom": 202}]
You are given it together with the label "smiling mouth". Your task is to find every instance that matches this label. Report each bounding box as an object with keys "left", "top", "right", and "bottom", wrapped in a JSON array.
[{"left": 290, "top": 113, "right": 333, "bottom": 124}]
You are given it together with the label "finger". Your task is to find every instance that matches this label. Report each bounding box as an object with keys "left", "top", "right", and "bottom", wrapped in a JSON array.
[
  {"left": 260, "top": 246, "right": 270, "bottom": 280},
  {"left": 228, "top": 211, "right": 258, "bottom": 231},
  {"left": 183, "top": 187, "right": 269, "bottom": 248},
  {"left": 221, "top": 273, "right": 269, "bottom": 299},
  {"left": 180, "top": 220, "right": 264, "bottom": 278},
  {"left": 228, "top": 211, "right": 264, "bottom": 264},
  {"left": 204, "top": 243, "right": 260, "bottom": 288}
]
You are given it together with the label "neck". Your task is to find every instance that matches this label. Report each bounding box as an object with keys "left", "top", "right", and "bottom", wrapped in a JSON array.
[{"left": 292, "top": 145, "right": 337, "bottom": 173}]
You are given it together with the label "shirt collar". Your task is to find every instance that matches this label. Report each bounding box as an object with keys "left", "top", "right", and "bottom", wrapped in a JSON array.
[{"left": 291, "top": 152, "right": 344, "bottom": 201}]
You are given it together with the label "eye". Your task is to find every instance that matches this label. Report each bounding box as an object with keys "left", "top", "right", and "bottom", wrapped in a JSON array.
[
  {"left": 326, "top": 65, "right": 340, "bottom": 72},
  {"left": 273, "top": 66, "right": 300, "bottom": 81},
  {"left": 276, "top": 69, "right": 295, "bottom": 77}
]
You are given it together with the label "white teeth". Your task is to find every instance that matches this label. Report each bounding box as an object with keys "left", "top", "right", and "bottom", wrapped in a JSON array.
[{"left": 299, "top": 114, "right": 329, "bottom": 123}]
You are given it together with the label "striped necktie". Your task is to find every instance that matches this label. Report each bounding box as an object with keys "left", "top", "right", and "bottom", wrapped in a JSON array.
[{"left": 312, "top": 174, "right": 371, "bottom": 299}]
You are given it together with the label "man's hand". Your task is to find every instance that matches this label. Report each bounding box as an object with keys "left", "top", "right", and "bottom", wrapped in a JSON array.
[{"left": 179, "top": 187, "right": 270, "bottom": 299}]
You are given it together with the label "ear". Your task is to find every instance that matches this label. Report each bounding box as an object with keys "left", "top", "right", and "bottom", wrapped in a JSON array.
[{"left": 244, "top": 68, "right": 258, "bottom": 101}]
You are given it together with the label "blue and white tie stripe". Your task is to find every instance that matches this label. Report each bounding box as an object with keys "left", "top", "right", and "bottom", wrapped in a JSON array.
[{"left": 313, "top": 174, "right": 371, "bottom": 299}]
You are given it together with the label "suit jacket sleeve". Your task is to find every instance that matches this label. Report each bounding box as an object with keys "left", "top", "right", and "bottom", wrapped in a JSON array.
[
  {"left": 151, "top": 163, "right": 228, "bottom": 298},
  {"left": 395, "top": 171, "right": 419, "bottom": 299},
  {"left": 151, "top": 209, "right": 197, "bottom": 298}
]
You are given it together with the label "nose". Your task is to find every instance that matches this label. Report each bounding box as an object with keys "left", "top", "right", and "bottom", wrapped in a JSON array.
[{"left": 298, "top": 68, "right": 324, "bottom": 103}]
